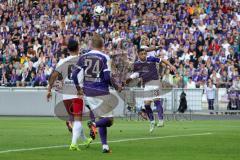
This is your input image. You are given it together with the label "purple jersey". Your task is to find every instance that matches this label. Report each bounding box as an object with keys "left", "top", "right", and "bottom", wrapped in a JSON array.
[
  {"left": 133, "top": 56, "right": 161, "bottom": 83},
  {"left": 73, "top": 50, "right": 111, "bottom": 96}
]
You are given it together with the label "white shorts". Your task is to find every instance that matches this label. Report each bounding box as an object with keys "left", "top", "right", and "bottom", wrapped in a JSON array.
[
  {"left": 62, "top": 94, "right": 78, "bottom": 100},
  {"left": 83, "top": 90, "right": 120, "bottom": 117},
  {"left": 133, "top": 83, "right": 162, "bottom": 109}
]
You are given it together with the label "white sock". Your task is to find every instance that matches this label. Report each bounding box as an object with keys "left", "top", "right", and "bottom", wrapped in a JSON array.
[
  {"left": 102, "top": 144, "right": 109, "bottom": 150},
  {"left": 150, "top": 121, "right": 155, "bottom": 124},
  {"left": 71, "top": 121, "right": 82, "bottom": 145},
  {"left": 80, "top": 126, "right": 87, "bottom": 141}
]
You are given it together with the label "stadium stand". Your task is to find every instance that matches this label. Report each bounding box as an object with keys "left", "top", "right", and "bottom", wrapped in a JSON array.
[{"left": 0, "top": 0, "right": 239, "bottom": 90}]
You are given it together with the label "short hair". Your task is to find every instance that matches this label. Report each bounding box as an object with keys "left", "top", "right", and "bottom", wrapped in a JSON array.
[
  {"left": 68, "top": 39, "right": 78, "bottom": 52},
  {"left": 91, "top": 33, "right": 104, "bottom": 49},
  {"left": 138, "top": 48, "right": 145, "bottom": 53}
]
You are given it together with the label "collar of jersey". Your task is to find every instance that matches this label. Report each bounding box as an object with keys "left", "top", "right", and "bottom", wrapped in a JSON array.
[
  {"left": 85, "top": 50, "right": 109, "bottom": 59},
  {"left": 87, "top": 49, "right": 104, "bottom": 55}
]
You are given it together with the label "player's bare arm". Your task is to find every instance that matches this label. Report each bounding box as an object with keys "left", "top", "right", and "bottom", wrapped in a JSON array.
[
  {"left": 72, "top": 68, "right": 84, "bottom": 98},
  {"left": 161, "top": 59, "right": 176, "bottom": 72},
  {"left": 144, "top": 46, "right": 160, "bottom": 52},
  {"left": 47, "top": 71, "right": 60, "bottom": 101}
]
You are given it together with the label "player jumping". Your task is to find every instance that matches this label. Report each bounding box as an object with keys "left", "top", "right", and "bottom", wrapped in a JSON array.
[{"left": 127, "top": 48, "right": 175, "bottom": 132}]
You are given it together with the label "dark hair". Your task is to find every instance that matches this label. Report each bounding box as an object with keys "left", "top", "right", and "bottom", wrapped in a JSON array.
[
  {"left": 67, "top": 39, "right": 78, "bottom": 52},
  {"left": 138, "top": 48, "right": 145, "bottom": 53}
]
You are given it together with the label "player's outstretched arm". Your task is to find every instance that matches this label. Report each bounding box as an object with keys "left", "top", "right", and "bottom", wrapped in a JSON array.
[
  {"left": 148, "top": 56, "right": 175, "bottom": 72},
  {"left": 161, "top": 59, "right": 176, "bottom": 72},
  {"left": 144, "top": 46, "right": 160, "bottom": 52},
  {"left": 47, "top": 71, "right": 59, "bottom": 101},
  {"left": 125, "top": 72, "right": 140, "bottom": 85}
]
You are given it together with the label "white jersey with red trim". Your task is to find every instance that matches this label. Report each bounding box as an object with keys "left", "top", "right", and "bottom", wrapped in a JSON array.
[{"left": 55, "top": 55, "right": 83, "bottom": 100}]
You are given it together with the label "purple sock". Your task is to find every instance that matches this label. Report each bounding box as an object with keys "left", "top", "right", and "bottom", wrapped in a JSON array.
[
  {"left": 86, "top": 105, "right": 95, "bottom": 122},
  {"left": 95, "top": 118, "right": 112, "bottom": 127},
  {"left": 99, "top": 127, "right": 107, "bottom": 145},
  {"left": 89, "top": 110, "right": 95, "bottom": 122},
  {"left": 154, "top": 100, "right": 163, "bottom": 120},
  {"left": 145, "top": 105, "right": 154, "bottom": 121}
]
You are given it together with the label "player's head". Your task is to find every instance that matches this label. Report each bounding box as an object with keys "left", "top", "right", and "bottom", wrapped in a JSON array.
[
  {"left": 138, "top": 48, "right": 147, "bottom": 61},
  {"left": 91, "top": 33, "right": 104, "bottom": 50},
  {"left": 68, "top": 39, "right": 79, "bottom": 54}
]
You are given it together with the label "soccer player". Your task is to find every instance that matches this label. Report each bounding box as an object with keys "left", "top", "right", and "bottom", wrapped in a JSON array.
[
  {"left": 127, "top": 48, "right": 175, "bottom": 132},
  {"left": 46, "top": 39, "right": 92, "bottom": 151},
  {"left": 72, "top": 34, "right": 114, "bottom": 153}
]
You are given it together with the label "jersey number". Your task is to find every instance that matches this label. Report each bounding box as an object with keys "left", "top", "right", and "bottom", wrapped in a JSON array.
[
  {"left": 67, "top": 64, "right": 74, "bottom": 80},
  {"left": 84, "top": 59, "right": 101, "bottom": 77}
]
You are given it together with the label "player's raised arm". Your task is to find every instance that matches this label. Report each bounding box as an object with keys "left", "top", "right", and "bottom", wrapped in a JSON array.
[
  {"left": 144, "top": 46, "right": 160, "bottom": 52},
  {"left": 147, "top": 56, "right": 161, "bottom": 63},
  {"left": 146, "top": 48, "right": 176, "bottom": 72},
  {"left": 141, "top": 46, "right": 175, "bottom": 72},
  {"left": 161, "top": 59, "right": 176, "bottom": 72}
]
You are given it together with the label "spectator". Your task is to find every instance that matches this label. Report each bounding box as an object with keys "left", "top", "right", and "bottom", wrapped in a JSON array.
[
  {"left": 186, "top": 77, "right": 196, "bottom": 89},
  {"left": 21, "top": 68, "right": 31, "bottom": 87},
  {"left": 162, "top": 69, "right": 173, "bottom": 88},
  {"left": 35, "top": 69, "right": 47, "bottom": 87},
  {"left": 173, "top": 72, "right": 181, "bottom": 88},
  {"left": 205, "top": 80, "right": 217, "bottom": 113},
  {"left": 228, "top": 76, "right": 240, "bottom": 110},
  {"left": 230, "top": 76, "right": 240, "bottom": 90},
  {"left": 29, "top": 72, "right": 37, "bottom": 87},
  {"left": 0, "top": 0, "right": 238, "bottom": 89},
  {"left": 210, "top": 70, "right": 221, "bottom": 86},
  {"left": 9, "top": 69, "right": 18, "bottom": 87}
]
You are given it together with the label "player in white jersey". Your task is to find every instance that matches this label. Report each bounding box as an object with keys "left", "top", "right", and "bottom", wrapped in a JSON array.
[{"left": 47, "top": 39, "right": 92, "bottom": 151}]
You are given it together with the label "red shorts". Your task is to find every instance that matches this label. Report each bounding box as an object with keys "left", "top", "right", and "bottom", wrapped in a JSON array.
[{"left": 63, "top": 98, "right": 84, "bottom": 117}]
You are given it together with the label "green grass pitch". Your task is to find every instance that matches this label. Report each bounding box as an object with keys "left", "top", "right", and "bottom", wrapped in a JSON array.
[{"left": 0, "top": 117, "right": 240, "bottom": 160}]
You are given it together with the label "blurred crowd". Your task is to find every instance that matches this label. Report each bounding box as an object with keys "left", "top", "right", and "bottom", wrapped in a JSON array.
[{"left": 0, "top": 0, "right": 239, "bottom": 89}]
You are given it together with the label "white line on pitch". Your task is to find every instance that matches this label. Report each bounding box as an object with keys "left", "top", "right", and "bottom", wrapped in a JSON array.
[{"left": 0, "top": 132, "right": 212, "bottom": 154}]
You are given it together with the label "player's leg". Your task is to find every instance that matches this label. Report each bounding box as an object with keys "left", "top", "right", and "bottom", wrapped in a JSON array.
[
  {"left": 88, "top": 117, "right": 113, "bottom": 153},
  {"left": 154, "top": 99, "right": 164, "bottom": 127},
  {"left": 84, "top": 97, "right": 96, "bottom": 122},
  {"left": 84, "top": 97, "right": 100, "bottom": 140},
  {"left": 86, "top": 104, "right": 96, "bottom": 122},
  {"left": 85, "top": 101, "right": 97, "bottom": 146},
  {"left": 138, "top": 108, "right": 148, "bottom": 120},
  {"left": 63, "top": 99, "right": 74, "bottom": 133},
  {"left": 98, "top": 117, "right": 113, "bottom": 153},
  {"left": 70, "top": 98, "right": 92, "bottom": 151},
  {"left": 136, "top": 98, "right": 148, "bottom": 120},
  {"left": 144, "top": 100, "right": 155, "bottom": 132},
  {"left": 86, "top": 104, "right": 97, "bottom": 141}
]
